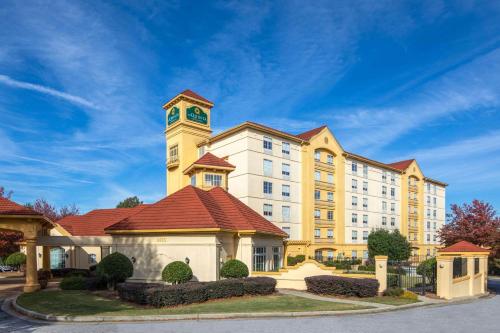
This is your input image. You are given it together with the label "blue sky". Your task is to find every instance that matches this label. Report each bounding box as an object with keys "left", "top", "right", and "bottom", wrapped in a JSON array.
[{"left": 1, "top": 1, "right": 499, "bottom": 213}]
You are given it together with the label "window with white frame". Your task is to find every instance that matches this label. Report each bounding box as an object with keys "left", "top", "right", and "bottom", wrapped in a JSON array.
[
  {"left": 427, "top": 209, "right": 431, "bottom": 218},
  {"left": 282, "top": 206, "right": 290, "bottom": 222},
  {"left": 327, "top": 250, "right": 334, "bottom": 260},
  {"left": 352, "top": 230, "right": 358, "bottom": 241},
  {"left": 433, "top": 234, "right": 437, "bottom": 242},
  {"left": 327, "top": 154, "right": 334, "bottom": 165},
  {"left": 314, "top": 150, "right": 321, "bottom": 161},
  {"left": 391, "top": 217, "right": 395, "bottom": 226},
  {"left": 282, "top": 184, "right": 290, "bottom": 199},
  {"left": 314, "top": 228, "right": 320, "bottom": 238},
  {"left": 427, "top": 195, "right": 431, "bottom": 205},
  {"left": 198, "top": 146, "right": 205, "bottom": 157},
  {"left": 314, "top": 209, "right": 321, "bottom": 219},
  {"left": 315, "top": 170, "right": 321, "bottom": 181},
  {"left": 263, "top": 181, "right": 273, "bottom": 195},
  {"left": 363, "top": 250, "right": 369, "bottom": 259},
  {"left": 390, "top": 173, "right": 395, "bottom": 184},
  {"left": 352, "top": 162, "right": 357, "bottom": 174},
  {"left": 352, "top": 250, "right": 358, "bottom": 259},
  {"left": 382, "top": 185, "right": 387, "bottom": 197},
  {"left": 363, "top": 164, "right": 368, "bottom": 178},
  {"left": 327, "top": 229, "right": 334, "bottom": 239},
  {"left": 363, "top": 231, "right": 368, "bottom": 241},
  {"left": 272, "top": 247, "right": 282, "bottom": 271},
  {"left": 169, "top": 145, "right": 178, "bottom": 161},
  {"left": 390, "top": 187, "right": 395, "bottom": 198},
  {"left": 253, "top": 247, "right": 267, "bottom": 271},
  {"left": 427, "top": 183, "right": 431, "bottom": 192},
  {"left": 282, "top": 163, "right": 290, "bottom": 179},
  {"left": 327, "top": 173, "right": 334, "bottom": 184},
  {"left": 327, "top": 191, "right": 334, "bottom": 202},
  {"left": 363, "top": 198, "right": 368, "bottom": 210},
  {"left": 88, "top": 253, "right": 97, "bottom": 264},
  {"left": 352, "top": 213, "right": 358, "bottom": 224},
  {"left": 433, "top": 197, "right": 437, "bottom": 206},
  {"left": 282, "top": 226, "right": 290, "bottom": 237},
  {"left": 363, "top": 214, "right": 368, "bottom": 225},
  {"left": 205, "top": 174, "right": 222, "bottom": 187},
  {"left": 263, "top": 136, "right": 273, "bottom": 152},
  {"left": 363, "top": 181, "right": 368, "bottom": 194},
  {"left": 427, "top": 221, "right": 431, "bottom": 229},
  {"left": 263, "top": 159, "right": 273, "bottom": 176},
  {"left": 391, "top": 202, "right": 395, "bottom": 213},
  {"left": 190, "top": 175, "right": 196, "bottom": 186},
  {"left": 352, "top": 179, "right": 358, "bottom": 191},
  {"left": 433, "top": 184, "right": 436, "bottom": 194},
  {"left": 263, "top": 204, "right": 273, "bottom": 217},
  {"left": 352, "top": 196, "right": 358, "bottom": 208},
  {"left": 315, "top": 190, "right": 321, "bottom": 200},
  {"left": 282, "top": 142, "right": 290, "bottom": 157},
  {"left": 382, "top": 171, "right": 387, "bottom": 182},
  {"left": 427, "top": 234, "right": 430, "bottom": 242},
  {"left": 382, "top": 216, "right": 387, "bottom": 226},
  {"left": 433, "top": 210, "right": 437, "bottom": 219},
  {"left": 327, "top": 210, "right": 334, "bottom": 221},
  {"left": 382, "top": 201, "right": 387, "bottom": 211},
  {"left": 433, "top": 222, "right": 436, "bottom": 229}
]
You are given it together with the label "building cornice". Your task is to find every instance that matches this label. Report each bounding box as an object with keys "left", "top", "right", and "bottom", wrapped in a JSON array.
[{"left": 343, "top": 152, "right": 403, "bottom": 173}]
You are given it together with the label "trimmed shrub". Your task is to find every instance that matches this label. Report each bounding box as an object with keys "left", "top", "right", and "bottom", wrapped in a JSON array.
[
  {"left": 220, "top": 259, "right": 249, "bottom": 278},
  {"left": 287, "top": 255, "right": 306, "bottom": 266},
  {"left": 383, "top": 287, "right": 404, "bottom": 296},
  {"left": 242, "top": 277, "right": 276, "bottom": 295},
  {"left": 117, "top": 282, "right": 164, "bottom": 304},
  {"left": 148, "top": 286, "right": 184, "bottom": 307},
  {"left": 51, "top": 268, "right": 90, "bottom": 278},
  {"left": 37, "top": 269, "right": 51, "bottom": 290},
  {"left": 305, "top": 275, "right": 379, "bottom": 297},
  {"left": 162, "top": 261, "right": 193, "bottom": 284},
  {"left": 358, "top": 264, "right": 375, "bottom": 272},
  {"left": 387, "top": 274, "right": 399, "bottom": 288},
  {"left": 205, "top": 279, "right": 244, "bottom": 299},
  {"left": 5, "top": 252, "right": 26, "bottom": 269},
  {"left": 181, "top": 283, "right": 209, "bottom": 304},
  {"left": 60, "top": 276, "right": 87, "bottom": 290},
  {"left": 324, "top": 260, "right": 352, "bottom": 270},
  {"left": 85, "top": 276, "right": 108, "bottom": 291},
  {"left": 417, "top": 257, "right": 437, "bottom": 279},
  {"left": 96, "top": 252, "right": 133, "bottom": 287}
]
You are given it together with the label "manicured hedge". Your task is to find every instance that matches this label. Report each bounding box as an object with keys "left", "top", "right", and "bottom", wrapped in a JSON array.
[
  {"left": 60, "top": 276, "right": 87, "bottom": 290},
  {"left": 50, "top": 268, "right": 90, "bottom": 278},
  {"left": 287, "top": 255, "right": 306, "bottom": 266},
  {"left": 117, "top": 277, "right": 277, "bottom": 308},
  {"left": 305, "top": 275, "right": 379, "bottom": 297}
]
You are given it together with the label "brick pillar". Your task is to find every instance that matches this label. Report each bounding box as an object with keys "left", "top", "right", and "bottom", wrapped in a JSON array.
[{"left": 375, "top": 255, "right": 388, "bottom": 294}]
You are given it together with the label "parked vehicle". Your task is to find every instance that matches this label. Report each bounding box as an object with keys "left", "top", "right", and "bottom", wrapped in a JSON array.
[{"left": 0, "top": 265, "right": 13, "bottom": 272}]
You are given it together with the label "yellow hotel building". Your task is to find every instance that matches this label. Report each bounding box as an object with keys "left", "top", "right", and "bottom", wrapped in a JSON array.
[{"left": 164, "top": 90, "right": 447, "bottom": 260}]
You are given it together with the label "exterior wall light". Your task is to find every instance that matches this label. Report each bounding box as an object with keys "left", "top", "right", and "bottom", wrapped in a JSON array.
[
  {"left": 131, "top": 257, "right": 136, "bottom": 264},
  {"left": 185, "top": 257, "right": 190, "bottom": 265}
]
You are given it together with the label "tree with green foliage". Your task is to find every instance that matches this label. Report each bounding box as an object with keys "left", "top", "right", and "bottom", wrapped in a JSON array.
[
  {"left": 5, "top": 252, "right": 26, "bottom": 269},
  {"left": 116, "top": 196, "right": 143, "bottom": 208},
  {"left": 96, "top": 252, "right": 133, "bottom": 289},
  {"left": 162, "top": 261, "right": 193, "bottom": 284},
  {"left": 368, "top": 229, "right": 411, "bottom": 261},
  {"left": 417, "top": 257, "right": 437, "bottom": 280},
  {"left": 220, "top": 259, "right": 249, "bottom": 278}
]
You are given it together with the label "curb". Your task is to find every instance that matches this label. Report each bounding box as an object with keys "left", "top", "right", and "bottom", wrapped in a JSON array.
[{"left": 8, "top": 295, "right": 439, "bottom": 323}]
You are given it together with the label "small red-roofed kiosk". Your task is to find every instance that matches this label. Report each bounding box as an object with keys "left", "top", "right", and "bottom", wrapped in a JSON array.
[
  {"left": 436, "top": 240, "right": 489, "bottom": 300},
  {"left": 0, "top": 197, "right": 54, "bottom": 292}
]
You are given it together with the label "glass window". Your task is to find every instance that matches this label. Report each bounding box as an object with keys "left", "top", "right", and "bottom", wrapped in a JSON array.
[
  {"left": 391, "top": 203, "right": 395, "bottom": 213},
  {"left": 363, "top": 198, "right": 368, "bottom": 210},
  {"left": 205, "top": 174, "right": 222, "bottom": 187},
  {"left": 327, "top": 192, "right": 334, "bottom": 202},
  {"left": 263, "top": 204, "right": 273, "bottom": 217},
  {"left": 190, "top": 175, "right": 196, "bottom": 186},
  {"left": 363, "top": 214, "right": 368, "bottom": 225},
  {"left": 327, "top": 250, "right": 334, "bottom": 260},
  {"left": 382, "top": 171, "right": 387, "bottom": 182},
  {"left": 263, "top": 181, "right": 273, "bottom": 195},
  {"left": 263, "top": 136, "right": 273, "bottom": 152},
  {"left": 282, "top": 163, "right": 290, "bottom": 178},
  {"left": 263, "top": 159, "right": 273, "bottom": 176},
  {"left": 352, "top": 179, "right": 358, "bottom": 191},
  {"left": 427, "top": 234, "right": 430, "bottom": 242},
  {"left": 282, "top": 142, "right": 290, "bottom": 157},
  {"left": 315, "top": 171, "right": 321, "bottom": 181},
  {"left": 352, "top": 213, "right": 358, "bottom": 224},
  {"left": 272, "top": 247, "right": 281, "bottom": 271},
  {"left": 352, "top": 162, "right": 357, "bottom": 173},
  {"left": 391, "top": 217, "right": 395, "bottom": 226},
  {"left": 427, "top": 196, "right": 431, "bottom": 204},
  {"left": 390, "top": 173, "right": 395, "bottom": 184},
  {"left": 327, "top": 210, "right": 334, "bottom": 221},
  {"left": 315, "top": 190, "right": 321, "bottom": 200},
  {"left": 282, "top": 206, "right": 290, "bottom": 222},
  {"left": 382, "top": 201, "right": 387, "bottom": 211},
  {"left": 88, "top": 253, "right": 97, "bottom": 264},
  {"left": 327, "top": 154, "right": 334, "bottom": 165},
  {"left": 198, "top": 146, "right": 205, "bottom": 157},
  {"left": 169, "top": 144, "right": 178, "bottom": 161},
  {"left": 352, "top": 250, "right": 358, "bottom": 258},
  {"left": 282, "top": 184, "right": 290, "bottom": 198},
  {"left": 327, "top": 229, "right": 334, "bottom": 239},
  {"left": 352, "top": 196, "right": 358, "bottom": 208},
  {"left": 363, "top": 231, "right": 368, "bottom": 241},
  {"left": 327, "top": 173, "right": 334, "bottom": 184},
  {"left": 363, "top": 181, "right": 368, "bottom": 194},
  {"left": 314, "top": 209, "right": 321, "bottom": 218},
  {"left": 390, "top": 188, "right": 395, "bottom": 198},
  {"left": 433, "top": 197, "right": 437, "bottom": 206},
  {"left": 282, "top": 226, "right": 290, "bottom": 237},
  {"left": 363, "top": 164, "right": 368, "bottom": 178},
  {"left": 382, "top": 216, "right": 387, "bottom": 225},
  {"left": 314, "top": 228, "right": 320, "bottom": 238},
  {"left": 433, "top": 210, "right": 437, "bottom": 219},
  {"left": 314, "top": 150, "right": 321, "bottom": 161},
  {"left": 253, "top": 247, "right": 266, "bottom": 271},
  {"left": 382, "top": 186, "right": 387, "bottom": 196},
  {"left": 363, "top": 250, "right": 369, "bottom": 259},
  {"left": 352, "top": 230, "right": 358, "bottom": 241},
  {"left": 427, "top": 209, "right": 431, "bottom": 218}
]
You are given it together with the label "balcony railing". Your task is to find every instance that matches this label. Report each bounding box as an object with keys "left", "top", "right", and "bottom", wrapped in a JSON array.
[
  {"left": 408, "top": 184, "right": 418, "bottom": 192},
  {"left": 167, "top": 156, "right": 179, "bottom": 169},
  {"left": 315, "top": 180, "right": 335, "bottom": 190},
  {"left": 315, "top": 199, "right": 335, "bottom": 208},
  {"left": 314, "top": 219, "right": 335, "bottom": 226},
  {"left": 314, "top": 237, "right": 335, "bottom": 243},
  {"left": 408, "top": 212, "right": 418, "bottom": 219},
  {"left": 315, "top": 160, "right": 335, "bottom": 171},
  {"left": 409, "top": 198, "right": 418, "bottom": 206}
]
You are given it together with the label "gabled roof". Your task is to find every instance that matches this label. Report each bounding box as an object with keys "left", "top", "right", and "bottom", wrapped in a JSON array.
[
  {"left": 105, "top": 186, "right": 287, "bottom": 237},
  {"left": 387, "top": 159, "right": 415, "bottom": 171},
  {"left": 0, "top": 197, "right": 42, "bottom": 216},
  {"left": 57, "top": 205, "right": 149, "bottom": 236},
  {"left": 439, "top": 240, "right": 489, "bottom": 253},
  {"left": 296, "top": 125, "right": 327, "bottom": 140},
  {"left": 184, "top": 153, "right": 235, "bottom": 174},
  {"left": 180, "top": 89, "right": 213, "bottom": 105}
]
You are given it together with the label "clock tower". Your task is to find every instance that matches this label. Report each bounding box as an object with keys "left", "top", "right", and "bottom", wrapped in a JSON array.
[{"left": 163, "top": 90, "right": 213, "bottom": 195}]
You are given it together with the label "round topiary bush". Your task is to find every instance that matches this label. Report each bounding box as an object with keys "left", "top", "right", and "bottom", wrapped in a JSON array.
[
  {"left": 220, "top": 259, "right": 249, "bottom": 278},
  {"left": 5, "top": 252, "right": 26, "bottom": 269},
  {"left": 162, "top": 261, "right": 193, "bottom": 284},
  {"left": 96, "top": 252, "right": 133, "bottom": 288}
]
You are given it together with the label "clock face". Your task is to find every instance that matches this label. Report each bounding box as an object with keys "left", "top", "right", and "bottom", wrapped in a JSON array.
[
  {"left": 167, "top": 106, "right": 180, "bottom": 125},
  {"left": 186, "top": 105, "right": 208, "bottom": 125}
]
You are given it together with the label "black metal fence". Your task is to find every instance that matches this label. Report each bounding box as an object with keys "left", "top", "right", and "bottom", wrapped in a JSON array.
[{"left": 387, "top": 255, "right": 436, "bottom": 295}]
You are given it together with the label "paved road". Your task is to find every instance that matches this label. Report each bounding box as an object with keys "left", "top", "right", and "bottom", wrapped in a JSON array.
[{"left": 1, "top": 279, "right": 499, "bottom": 333}]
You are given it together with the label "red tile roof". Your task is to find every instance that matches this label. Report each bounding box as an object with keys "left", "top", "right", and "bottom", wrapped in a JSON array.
[
  {"left": 296, "top": 125, "right": 327, "bottom": 140},
  {"left": 0, "top": 197, "right": 42, "bottom": 216},
  {"left": 192, "top": 152, "right": 235, "bottom": 169},
  {"left": 180, "top": 89, "right": 213, "bottom": 105},
  {"left": 106, "top": 186, "right": 287, "bottom": 237},
  {"left": 387, "top": 159, "right": 415, "bottom": 171},
  {"left": 57, "top": 205, "right": 149, "bottom": 236},
  {"left": 439, "top": 240, "right": 490, "bottom": 253}
]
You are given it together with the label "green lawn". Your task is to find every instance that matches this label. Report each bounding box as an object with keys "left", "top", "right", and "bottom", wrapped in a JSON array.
[
  {"left": 356, "top": 296, "right": 420, "bottom": 306},
  {"left": 17, "top": 291, "right": 371, "bottom": 316}
]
